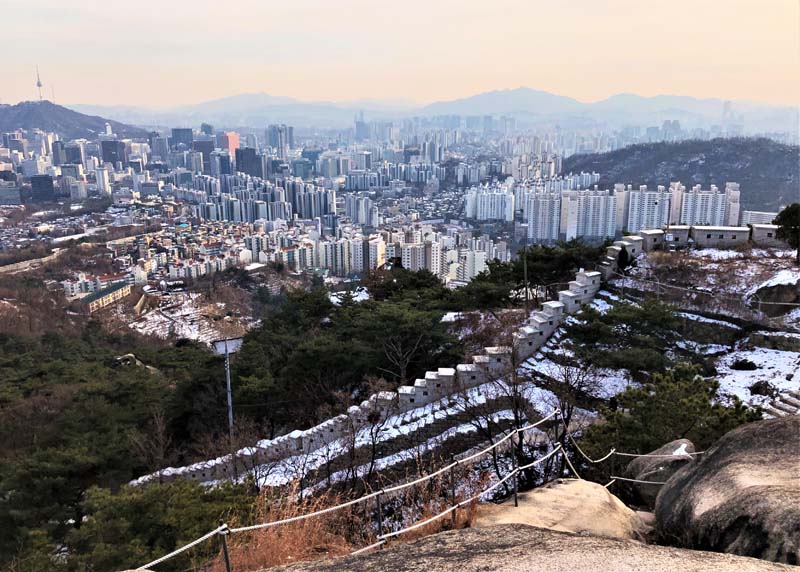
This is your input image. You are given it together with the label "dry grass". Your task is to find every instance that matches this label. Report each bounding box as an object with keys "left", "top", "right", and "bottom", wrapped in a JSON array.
[
  {"left": 205, "top": 468, "right": 492, "bottom": 570},
  {"left": 209, "top": 485, "right": 363, "bottom": 571}
]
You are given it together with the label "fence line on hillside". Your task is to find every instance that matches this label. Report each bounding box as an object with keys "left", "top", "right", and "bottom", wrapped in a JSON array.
[
  {"left": 133, "top": 410, "right": 681, "bottom": 571},
  {"left": 609, "top": 270, "right": 800, "bottom": 330}
]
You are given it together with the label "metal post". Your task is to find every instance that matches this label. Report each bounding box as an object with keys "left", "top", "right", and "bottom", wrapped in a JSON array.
[
  {"left": 450, "top": 462, "right": 458, "bottom": 527},
  {"left": 375, "top": 492, "right": 384, "bottom": 545},
  {"left": 510, "top": 437, "right": 518, "bottom": 507},
  {"left": 224, "top": 340, "right": 234, "bottom": 444},
  {"left": 219, "top": 521, "right": 232, "bottom": 572},
  {"left": 224, "top": 339, "right": 236, "bottom": 479}
]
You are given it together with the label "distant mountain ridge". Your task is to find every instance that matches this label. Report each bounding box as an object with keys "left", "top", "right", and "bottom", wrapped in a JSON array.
[
  {"left": 0, "top": 101, "right": 148, "bottom": 140},
  {"left": 562, "top": 137, "right": 800, "bottom": 211},
  {"left": 68, "top": 88, "right": 799, "bottom": 132}
]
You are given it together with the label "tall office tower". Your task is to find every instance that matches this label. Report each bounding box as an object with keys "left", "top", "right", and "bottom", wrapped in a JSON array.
[
  {"left": 95, "top": 167, "right": 111, "bottom": 196},
  {"left": 186, "top": 151, "right": 204, "bottom": 173},
  {"left": 64, "top": 142, "right": 85, "bottom": 166},
  {"left": 560, "top": 189, "right": 618, "bottom": 241},
  {"left": 51, "top": 140, "right": 66, "bottom": 166},
  {"left": 217, "top": 131, "right": 240, "bottom": 152},
  {"left": 210, "top": 151, "right": 232, "bottom": 176},
  {"left": 100, "top": 140, "right": 128, "bottom": 167},
  {"left": 200, "top": 123, "right": 214, "bottom": 136},
  {"left": 354, "top": 113, "right": 369, "bottom": 142},
  {"left": 30, "top": 174, "right": 55, "bottom": 202},
  {"left": 626, "top": 185, "right": 671, "bottom": 233},
  {"left": 355, "top": 151, "right": 372, "bottom": 170},
  {"left": 192, "top": 140, "right": 214, "bottom": 173},
  {"left": 724, "top": 182, "right": 741, "bottom": 226},
  {"left": 170, "top": 128, "right": 193, "bottom": 149},
  {"left": 266, "top": 124, "right": 292, "bottom": 159},
  {"left": 526, "top": 191, "right": 561, "bottom": 244},
  {"left": 148, "top": 136, "right": 169, "bottom": 160},
  {"left": 680, "top": 184, "right": 729, "bottom": 226},
  {"left": 245, "top": 133, "right": 259, "bottom": 150},
  {"left": 234, "top": 147, "right": 263, "bottom": 178}
]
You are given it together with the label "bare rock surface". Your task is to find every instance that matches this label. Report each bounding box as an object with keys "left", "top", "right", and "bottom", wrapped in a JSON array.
[
  {"left": 655, "top": 416, "right": 800, "bottom": 564},
  {"left": 272, "top": 524, "right": 793, "bottom": 572},
  {"left": 623, "top": 438, "right": 696, "bottom": 508},
  {"left": 473, "top": 478, "right": 649, "bottom": 540}
]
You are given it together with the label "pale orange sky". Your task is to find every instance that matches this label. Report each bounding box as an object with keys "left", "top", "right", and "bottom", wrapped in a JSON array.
[{"left": 3, "top": 0, "right": 799, "bottom": 107}]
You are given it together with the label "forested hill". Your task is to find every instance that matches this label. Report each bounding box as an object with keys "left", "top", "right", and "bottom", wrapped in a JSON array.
[
  {"left": 0, "top": 100, "right": 149, "bottom": 140},
  {"left": 562, "top": 138, "right": 800, "bottom": 211}
]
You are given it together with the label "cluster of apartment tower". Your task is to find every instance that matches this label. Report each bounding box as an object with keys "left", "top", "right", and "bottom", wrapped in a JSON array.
[{"left": 466, "top": 179, "right": 747, "bottom": 244}]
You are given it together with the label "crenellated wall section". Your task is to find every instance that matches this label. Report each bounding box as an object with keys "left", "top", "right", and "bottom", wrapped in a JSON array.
[{"left": 131, "top": 270, "right": 603, "bottom": 487}]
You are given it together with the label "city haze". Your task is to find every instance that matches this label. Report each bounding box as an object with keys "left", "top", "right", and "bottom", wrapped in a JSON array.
[{"left": 3, "top": 0, "right": 799, "bottom": 108}]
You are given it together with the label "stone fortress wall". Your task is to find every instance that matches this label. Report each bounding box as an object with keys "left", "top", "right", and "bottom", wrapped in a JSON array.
[{"left": 132, "top": 269, "right": 604, "bottom": 486}]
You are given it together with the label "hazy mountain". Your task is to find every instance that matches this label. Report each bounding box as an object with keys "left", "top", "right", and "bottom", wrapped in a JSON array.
[
  {"left": 562, "top": 137, "right": 800, "bottom": 211},
  {"left": 0, "top": 100, "right": 149, "bottom": 139},
  {"left": 65, "top": 88, "right": 798, "bottom": 133},
  {"left": 421, "top": 87, "right": 584, "bottom": 116},
  {"left": 73, "top": 93, "right": 396, "bottom": 130},
  {"left": 422, "top": 89, "right": 797, "bottom": 132}
]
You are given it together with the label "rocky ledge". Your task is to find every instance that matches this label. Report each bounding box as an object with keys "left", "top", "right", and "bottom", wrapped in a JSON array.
[{"left": 272, "top": 524, "right": 793, "bottom": 572}]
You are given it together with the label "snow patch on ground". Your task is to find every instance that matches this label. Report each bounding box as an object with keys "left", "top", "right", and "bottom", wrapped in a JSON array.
[
  {"left": 329, "top": 287, "right": 371, "bottom": 305},
  {"left": 678, "top": 312, "right": 742, "bottom": 329},
  {"left": 715, "top": 347, "right": 800, "bottom": 407},
  {"left": 746, "top": 269, "right": 800, "bottom": 298}
]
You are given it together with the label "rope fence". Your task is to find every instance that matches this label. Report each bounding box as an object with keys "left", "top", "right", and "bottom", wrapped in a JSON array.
[{"left": 132, "top": 409, "right": 684, "bottom": 570}]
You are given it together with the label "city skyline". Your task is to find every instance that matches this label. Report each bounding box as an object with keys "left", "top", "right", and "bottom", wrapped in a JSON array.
[{"left": 3, "top": 0, "right": 799, "bottom": 108}]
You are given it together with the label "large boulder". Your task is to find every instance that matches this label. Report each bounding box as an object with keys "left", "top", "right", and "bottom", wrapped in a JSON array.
[
  {"left": 655, "top": 416, "right": 800, "bottom": 564},
  {"left": 473, "top": 478, "right": 649, "bottom": 541},
  {"left": 274, "top": 524, "right": 793, "bottom": 572},
  {"left": 623, "top": 439, "right": 696, "bottom": 508}
]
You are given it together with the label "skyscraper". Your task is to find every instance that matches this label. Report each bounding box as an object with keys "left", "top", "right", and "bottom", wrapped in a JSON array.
[
  {"left": 30, "top": 174, "right": 55, "bottom": 202},
  {"left": 100, "top": 140, "right": 128, "bottom": 167},
  {"left": 234, "top": 147, "right": 263, "bottom": 178},
  {"left": 170, "top": 128, "right": 193, "bottom": 149},
  {"left": 266, "top": 124, "right": 293, "bottom": 159}
]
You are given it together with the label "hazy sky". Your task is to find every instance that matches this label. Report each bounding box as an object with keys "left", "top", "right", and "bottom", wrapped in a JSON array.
[{"left": 3, "top": 0, "right": 799, "bottom": 107}]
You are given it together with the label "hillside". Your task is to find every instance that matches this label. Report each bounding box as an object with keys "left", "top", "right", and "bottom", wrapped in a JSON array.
[
  {"left": 562, "top": 138, "right": 800, "bottom": 211},
  {"left": 0, "top": 100, "right": 149, "bottom": 139}
]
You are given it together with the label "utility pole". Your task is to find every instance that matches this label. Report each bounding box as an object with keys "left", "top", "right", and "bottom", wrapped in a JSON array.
[
  {"left": 523, "top": 236, "right": 529, "bottom": 314},
  {"left": 224, "top": 339, "right": 234, "bottom": 447}
]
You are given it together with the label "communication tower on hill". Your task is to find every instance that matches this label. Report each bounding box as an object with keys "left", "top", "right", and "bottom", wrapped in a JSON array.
[{"left": 36, "top": 65, "right": 43, "bottom": 101}]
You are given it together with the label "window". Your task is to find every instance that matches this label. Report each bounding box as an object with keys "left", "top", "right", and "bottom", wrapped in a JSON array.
[
  {"left": 471, "top": 375, "right": 476, "bottom": 380},
  {"left": 732, "top": 235, "right": 736, "bottom": 239},
  {"left": 496, "top": 357, "right": 501, "bottom": 362},
  {"left": 719, "top": 234, "right": 724, "bottom": 239},
  {"left": 549, "top": 320, "right": 553, "bottom": 325},
  {"left": 423, "top": 391, "right": 428, "bottom": 396},
  {"left": 767, "top": 232, "right": 773, "bottom": 238},
  {"left": 436, "top": 383, "right": 441, "bottom": 388},
  {"left": 528, "top": 341, "right": 533, "bottom": 346},
  {"left": 409, "top": 398, "right": 415, "bottom": 403},
  {"left": 706, "top": 234, "right": 712, "bottom": 239}
]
